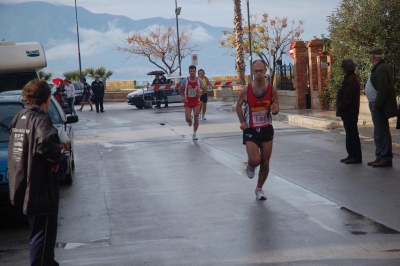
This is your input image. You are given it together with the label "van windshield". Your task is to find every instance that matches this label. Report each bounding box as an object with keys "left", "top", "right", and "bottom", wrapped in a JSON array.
[{"left": 0, "top": 72, "right": 38, "bottom": 93}]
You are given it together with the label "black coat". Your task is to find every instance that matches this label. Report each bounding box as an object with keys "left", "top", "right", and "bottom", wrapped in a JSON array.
[
  {"left": 8, "top": 105, "right": 63, "bottom": 215},
  {"left": 91, "top": 80, "right": 105, "bottom": 98},
  {"left": 336, "top": 72, "right": 361, "bottom": 117}
]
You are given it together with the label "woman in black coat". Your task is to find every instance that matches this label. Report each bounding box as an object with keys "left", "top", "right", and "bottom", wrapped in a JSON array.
[{"left": 336, "top": 59, "right": 362, "bottom": 164}]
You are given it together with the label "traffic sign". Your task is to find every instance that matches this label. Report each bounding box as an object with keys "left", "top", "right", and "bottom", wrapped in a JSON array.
[
  {"left": 191, "top": 54, "right": 198, "bottom": 66},
  {"left": 289, "top": 44, "right": 294, "bottom": 59}
]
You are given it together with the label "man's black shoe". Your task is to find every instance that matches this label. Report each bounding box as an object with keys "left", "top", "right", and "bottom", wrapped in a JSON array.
[
  {"left": 345, "top": 159, "right": 362, "bottom": 164},
  {"left": 100, "top": 110, "right": 105, "bottom": 113},
  {"left": 96, "top": 111, "right": 99, "bottom": 113},
  {"left": 340, "top": 157, "right": 349, "bottom": 163}
]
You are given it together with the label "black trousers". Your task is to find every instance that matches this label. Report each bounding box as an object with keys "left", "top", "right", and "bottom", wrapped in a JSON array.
[
  {"left": 94, "top": 97, "right": 104, "bottom": 112},
  {"left": 155, "top": 91, "right": 162, "bottom": 108},
  {"left": 341, "top": 116, "right": 362, "bottom": 161}
]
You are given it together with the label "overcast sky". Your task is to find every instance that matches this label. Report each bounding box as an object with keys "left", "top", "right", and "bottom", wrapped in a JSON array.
[{"left": 3, "top": 0, "right": 341, "bottom": 40}]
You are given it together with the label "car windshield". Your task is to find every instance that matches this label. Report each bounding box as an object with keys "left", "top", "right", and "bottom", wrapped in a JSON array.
[
  {"left": 0, "top": 72, "right": 38, "bottom": 93},
  {"left": 0, "top": 103, "right": 23, "bottom": 142}
]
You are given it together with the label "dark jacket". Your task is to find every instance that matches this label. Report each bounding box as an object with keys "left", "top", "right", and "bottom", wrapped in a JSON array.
[
  {"left": 370, "top": 60, "right": 398, "bottom": 119},
  {"left": 91, "top": 80, "right": 105, "bottom": 98},
  {"left": 8, "top": 105, "right": 62, "bottom": 215},
  {"left": 336, "top": 72, "right": 360, "bottom": 117}
]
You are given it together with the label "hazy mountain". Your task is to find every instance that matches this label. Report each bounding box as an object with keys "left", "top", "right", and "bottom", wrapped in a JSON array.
[{"left": 0, "top": 1, "right": 237, "bottom": 81}]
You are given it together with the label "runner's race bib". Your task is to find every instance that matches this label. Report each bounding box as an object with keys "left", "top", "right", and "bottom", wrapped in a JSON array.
[
  {"left": 188, "top": 88, "right": 197, "bottom": 97},
  {"left": 251, "top": 110, "right": 268, "bottom": 127}
]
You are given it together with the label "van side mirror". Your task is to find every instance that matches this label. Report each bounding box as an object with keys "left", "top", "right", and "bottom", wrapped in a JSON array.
[{"left": 66, "top": 115, "right": 79, "bottom": 124}]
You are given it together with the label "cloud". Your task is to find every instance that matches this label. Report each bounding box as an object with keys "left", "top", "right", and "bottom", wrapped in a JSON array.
[
  {"left": 46, "top": 19, "right": 128, "bottom": 60},
  {"left": 181, "top": 24, "right": 214, "bottom": 43}
]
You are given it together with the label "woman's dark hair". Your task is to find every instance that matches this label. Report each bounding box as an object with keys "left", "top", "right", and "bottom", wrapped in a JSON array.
[
  {"left": 340, "top": 59, "right": 356, "bottom": 74},
  {"left": 22, "top": 80, "right": 51, "bottom": 105},
  {"left": 198, "top": 69, "right": 205, "bottom": 74}
]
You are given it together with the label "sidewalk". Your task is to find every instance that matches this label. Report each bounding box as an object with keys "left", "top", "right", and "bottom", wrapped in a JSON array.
[{"left": 276, "top": 106, "right": 400, "bottom": 156}]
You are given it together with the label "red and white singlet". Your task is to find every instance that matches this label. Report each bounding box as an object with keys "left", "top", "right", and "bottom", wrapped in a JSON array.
[
  {"left": 244, "top": 83, "right": 273, "bottom": 129},
  {"left": 184, "top": 77, "right": 201, "bottom": 108}
]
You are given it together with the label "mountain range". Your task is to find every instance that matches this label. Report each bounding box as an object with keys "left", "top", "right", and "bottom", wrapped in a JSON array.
[{"left": 0, "top": 1, "right": 237, "bottom": 82}]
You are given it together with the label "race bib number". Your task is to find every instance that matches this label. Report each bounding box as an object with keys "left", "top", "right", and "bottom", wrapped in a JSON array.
[
  {"left": 251, "top": 110, "right": 268, "bottom": 127},
  {"left": 188, "top": 88, "right": 197, "bottom": 97}
]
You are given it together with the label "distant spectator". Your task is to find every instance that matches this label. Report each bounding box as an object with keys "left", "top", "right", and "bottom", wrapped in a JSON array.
[
  {"left": 336, "top": 59, "right": 362, "bottom": 164},
  {"left": 91, "top": 74, "right": 105, "bottom": 113},
  {"left": 152, "top": 74, "right": 166, "bottom": 109},
  {"left": 78, "top": 78, "right": 93, "bottom": 111},
  {"left": 64, "top": 79, "right": 76, "bottom": 115}
]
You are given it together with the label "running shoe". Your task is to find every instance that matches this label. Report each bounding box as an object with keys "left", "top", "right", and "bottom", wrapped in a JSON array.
[
  {"left": 188, "top": 116, "right": 193, "bottom": 127},
  {"left": 192, "top": 134, "right": 198, "bottom": 140},
  {"left": 202, "top": 116, "right": 206, "bottom": 120},
  {"left": 246, "top": 164, "right": 255, "bottom": 179},
  {"left": 255, "top": 189, "right": 267, "bottom": 200}
]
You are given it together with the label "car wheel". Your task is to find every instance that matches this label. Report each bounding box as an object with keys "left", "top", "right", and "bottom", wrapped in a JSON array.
[
  {"left": 143, "top": 97, "right": 153, "bottom": 109},
  {"left": 135, "top": 103, "right": 144, "bottom": 109},
  {"left": 63, "top": 149, "right": 74, "bottom": 185}
]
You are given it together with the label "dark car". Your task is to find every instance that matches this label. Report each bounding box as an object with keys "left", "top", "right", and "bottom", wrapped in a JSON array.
[
  {"left": 0, "top": 92, "right": 78, "bottom": 209},
  {"left": 72, "top": 82, "right": 84, "bottom": 104}
]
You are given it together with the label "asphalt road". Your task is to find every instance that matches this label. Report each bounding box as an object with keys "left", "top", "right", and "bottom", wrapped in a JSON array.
[{"left": 1, "top": 101, "right": 400, "bottom": 266}]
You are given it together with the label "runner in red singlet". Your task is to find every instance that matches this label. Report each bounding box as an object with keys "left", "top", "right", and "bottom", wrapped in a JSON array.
[
  {"left": 180, "top": 65, "right": 205, "bottom": 140},
  {"left": 236, "top": 60, "right": 280, "bottom": 200}
]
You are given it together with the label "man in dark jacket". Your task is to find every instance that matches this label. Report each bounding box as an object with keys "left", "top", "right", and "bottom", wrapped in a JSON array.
[
  {"left": 365, "top": 47, "right": 398, "bottom": 167},
  {"left": 8, "top": 80, "right": 63, "bottom": 265},
  {"left": 336, "top": 59, "right": 362, "bottom": 164},
  {"left": 152, "top": 74, "right": 166, "bottom": 109},
  {"left": 91, "top": 74, "right": 105, "bottom": 113}
]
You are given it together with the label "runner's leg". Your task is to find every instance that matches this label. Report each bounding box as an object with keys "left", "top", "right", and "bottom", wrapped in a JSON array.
[
  {"left": 185, "top": 107, "right": 192, "bottom": 124},
  {"left": 193, "top": 106, "right": 200, "bottom": 132},
  {"left": 202, "top": 102, "right": 207, "bottom": 117},
  {"left": 257, "top": 140, "right": 273, "bottom": 187},
  {"left": 246, "top": 141, "right": 261, "bottom": 168}
]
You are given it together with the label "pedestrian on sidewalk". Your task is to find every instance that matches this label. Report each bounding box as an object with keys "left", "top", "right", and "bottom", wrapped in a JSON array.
[
  {"left": 8, "top": 80, "right": 64, "bottom": 265},
  {"left": 91, "top": 74, "right": 105, "bottom": 113},
  {"left": 366, "top": 47, "right": 398, "bottom": 167},
  {"left": 64, "top": 79, "right": 76, "bottom": 115},
  {"left": 198, "top": 69, "right": 211, "bottom": 120},
  {"left": 336, "top": 59, "right": 362, "bottom": 164},
  {"left": 180, "top": 65, "right": 205, "bottom": 140},
  {"left": 78, "top": 78, "right": 93, "bottom": 112},
  {"left": 236, "top": 60, "right": 279, "bottom": 200}
]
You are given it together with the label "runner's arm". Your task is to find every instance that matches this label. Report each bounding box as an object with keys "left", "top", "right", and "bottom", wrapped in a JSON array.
[
  {"left": 271, "top": 86, "right": 280, "bottom": 115},
  {"left": 236, "top": 86, "right": 248, "bottom": 130},
  {"left": 180, "top": 79, "right": 186, "bottom": 102}
]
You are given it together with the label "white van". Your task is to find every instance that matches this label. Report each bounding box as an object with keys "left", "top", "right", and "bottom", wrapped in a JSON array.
[{"left": 0, "top": 41, "right": 46, "bottom": 93}]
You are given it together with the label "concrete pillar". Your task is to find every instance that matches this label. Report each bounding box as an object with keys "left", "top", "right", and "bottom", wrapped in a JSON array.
[{"left": 292, "top": 41, "right": 308, "bottom": 109}]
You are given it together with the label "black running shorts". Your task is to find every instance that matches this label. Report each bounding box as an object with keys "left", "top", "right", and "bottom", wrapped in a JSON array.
[
  {"left": 243, "top": 125, "right": 274, "bottom": 147},
  {"left": 200, "top": 93, "right": 208, "bottom": 103}
]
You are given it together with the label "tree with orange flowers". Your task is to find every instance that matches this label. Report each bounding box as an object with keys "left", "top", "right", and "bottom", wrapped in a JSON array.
[
  {"left": 118, "top": 24, "right": 200, "bottom": 75},
  {"left": 221, "top": 13, "right": 304, "bottom": 85}
]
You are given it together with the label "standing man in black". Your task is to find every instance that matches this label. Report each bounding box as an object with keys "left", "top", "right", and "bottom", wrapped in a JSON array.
[
  {"left": 152, "top": 74, "right": 166, "bottom": 109},
  {"left": 91, "top": 74, "right": 105, "bottom": 113}
]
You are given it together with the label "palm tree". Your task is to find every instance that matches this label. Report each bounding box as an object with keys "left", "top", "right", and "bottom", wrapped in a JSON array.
[
  {"left": 85, "top": 66, "right": 114, "bottom": 88},
  {"left": 38, "top": 70, "right": 53, "bottom": 81},
  {"left": 63, "top": 70, "right": 81, "bottom": 82},
  {"left": 209, "top": 0, "right": 246, "bottom": 84}
]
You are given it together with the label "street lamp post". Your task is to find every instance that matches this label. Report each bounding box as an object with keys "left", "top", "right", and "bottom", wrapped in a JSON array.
[
  {"left": 175, "top": 0, "right": 182, "bottom": 76},
  {"left": 75, "top": 0, "right": 83, "bottom": 81},
  {"left": 246, "top": 0, "right": 253, "bottom": 82}
]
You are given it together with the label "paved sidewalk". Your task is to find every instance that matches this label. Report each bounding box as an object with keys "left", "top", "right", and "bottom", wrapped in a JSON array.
[{"left": 276, "top": 107, "right": 400, "bottom": 157}]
